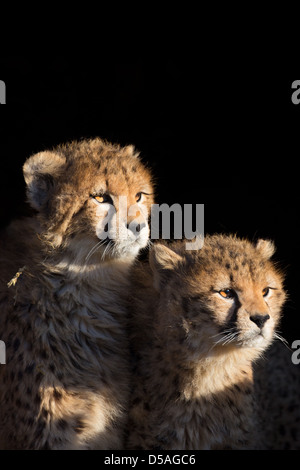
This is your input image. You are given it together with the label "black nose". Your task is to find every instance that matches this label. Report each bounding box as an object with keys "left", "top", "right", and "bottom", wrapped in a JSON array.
[
  {"left": 126, "top": 223, "right": 141, "bottom": 233},
  {"left": 250, "top": 314, "right": 270, "bottom": 329}
]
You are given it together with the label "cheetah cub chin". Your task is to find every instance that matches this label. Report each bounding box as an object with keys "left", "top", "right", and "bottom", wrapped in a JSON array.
[
  {"left": 127, "top": 235, "right": 287, "bottom": 450},
  {"left": 0, "top": 138, "right": 153, "bottom": 450}
]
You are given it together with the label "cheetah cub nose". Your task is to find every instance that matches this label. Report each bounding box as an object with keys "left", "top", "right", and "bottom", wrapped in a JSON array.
[{"left": 250, "top": 314, "right": 270, "bottom": 329}]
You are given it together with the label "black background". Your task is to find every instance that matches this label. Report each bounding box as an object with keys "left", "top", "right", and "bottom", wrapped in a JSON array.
[{"left": 0, "top": 58, "right": 299, "bottom": 343}]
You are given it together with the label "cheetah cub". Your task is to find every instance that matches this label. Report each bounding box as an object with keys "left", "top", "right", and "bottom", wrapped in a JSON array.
[
  {"left": 127, "top": 235, "right": 288, "bottom": 450},
  {"left": 0, "top": 138, "right": 153, "bottom": 449}
]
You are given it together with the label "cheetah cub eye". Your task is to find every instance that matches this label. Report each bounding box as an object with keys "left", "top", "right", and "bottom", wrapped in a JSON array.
[
  {"left": 92, "top": 194, "right": 114, "bottom": 204},
  {"left": 135, "top": 192, "right": 151, "bottom": 203},
  {"left": 262, "top": 287, "right": 270, "bottom": 297},
  {"left": 219, "top": 288, "right": 236, "bottom": 299}
]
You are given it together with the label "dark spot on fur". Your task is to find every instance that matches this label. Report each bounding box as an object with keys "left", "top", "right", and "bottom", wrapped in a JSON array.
[
  {"left": 132, "top": 396, "right": 142, "bottom": 406},
  {"left": 69, "top": 356, "right": 82, "bottom": 369},
  {"left": 40, "top": 349, "right": 49, "bottom": 360},
  {"left": 227, "top": 397, "right": 235, "bottom": 408},
  {"left": 173, "top": 375, "right": 179, "bottom": 388},
  {"left": 41, "top": 440, "right": 51, "bottom": 450},
  {"left": 57, "top": 418, "right": 68, "bottom": 430},
  {"left": 144, "top": 402, "right": 150, "bottom": 411},
  {"left": 74, "top": 417, "right": 85, "bottom": 434},
  {"left": 53, "top": 437, "right": 63, "bottom": 446},
  {"left": 34, "top": 394, "right": 41, "bottom": 405},
  {"left": 33, "top": 419, "right": 46, "bottom": 440},
  {"left": 25, "top": 362, "right": 35, "bottom": 374},
  {"left": 16, "top": 398, "right": 22, "bottom": 407},
  {"left": 13, "top": 338, "right": 20, "bottom": 352},
  {"left": 190, "top": 294, "right": 202, "bottom": 302},
  {"left": 27, "top": 417, "right": 34, "bottom": 427},
  {"left": 53, "top": 388, "right": 62, "bottom": 401},
  {"left": 181, "top": 296, "right": 190, "bottom": 312},
  {"left": 57, "top": 371, "right": 64, "bottom": 381},
  {"left": 35, "top": 372, "right": 43, "bottom": 383}
]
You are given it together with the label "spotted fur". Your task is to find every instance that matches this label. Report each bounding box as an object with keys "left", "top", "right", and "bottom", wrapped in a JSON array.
[
  {"left": 0, "top": 138, "right": 153, "bottom": 449},
  {"left": 126, "top": 235, "right": 290, "bottom": 449}
]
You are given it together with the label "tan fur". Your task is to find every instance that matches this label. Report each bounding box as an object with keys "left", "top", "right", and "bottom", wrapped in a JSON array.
[
  {"left": 0, "top": 138, "right": 153, "bottom": 449},
  {"left": 126, "top": 235, "right": 287, "bottom": 449}
]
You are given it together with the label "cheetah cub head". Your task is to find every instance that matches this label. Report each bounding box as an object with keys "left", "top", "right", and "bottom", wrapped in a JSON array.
[
  {"left": 23, "top": 138, "right": 153, "bottom": 263},
  {"left": 150, "top": 235, "right": 286, "bottom": 356}
]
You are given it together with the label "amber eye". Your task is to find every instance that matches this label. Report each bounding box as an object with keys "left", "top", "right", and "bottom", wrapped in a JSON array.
[
  {"left": 92, "top": 194, "right": 113, "bottom": 204},
  {"left": 219, "top": 288, "right": 236, "bottom": 299},
  {"left": 135, "top": 192, "right": 142, "bottom": 202},
  {"left": 262, "top": 287, "right": 269, "bottom": 297}
]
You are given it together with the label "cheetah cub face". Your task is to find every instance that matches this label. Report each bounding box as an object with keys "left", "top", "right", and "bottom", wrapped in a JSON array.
[
  {"left": 23, "top": 138, "right": 153, "bottom": 262},
  {"left": 151, "top": 235, "right": 286, "bottom": 356}
]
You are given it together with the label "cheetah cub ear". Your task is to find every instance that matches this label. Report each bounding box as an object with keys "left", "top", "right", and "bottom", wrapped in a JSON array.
[
  {"left": 256, "top": 239, "right": 276, "bottom": 259},
  {"left": 150, "top": 243, "right": 184, "bottom": 291},
  {"left": 23, "top": 151, "right": 66, "bottom": 211},
  {"left": 122, "top": 144, "right": 140, "bottom": 159}
]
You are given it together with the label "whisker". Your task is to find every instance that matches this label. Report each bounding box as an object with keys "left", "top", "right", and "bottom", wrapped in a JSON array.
[
  {"left": 222, "top": 332, "right": 239, "bottom": 346},
  {"left": 101, "top": 241, "right": 114, "bottom": 261},
  {"left": 210, "top": 329, "right": 236, "bottom": 339},
  {"left": 208, "top": 329, "right": 238, "bottom": 354},
  {"left": 85, "top": 239, "right": 108, "bottom": 262},
  {"left": 213, "top": 329, "right": 238, "bottom": 346},
  {"left": 273, "top": 332, "right": 291, "bottom": 351}
]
